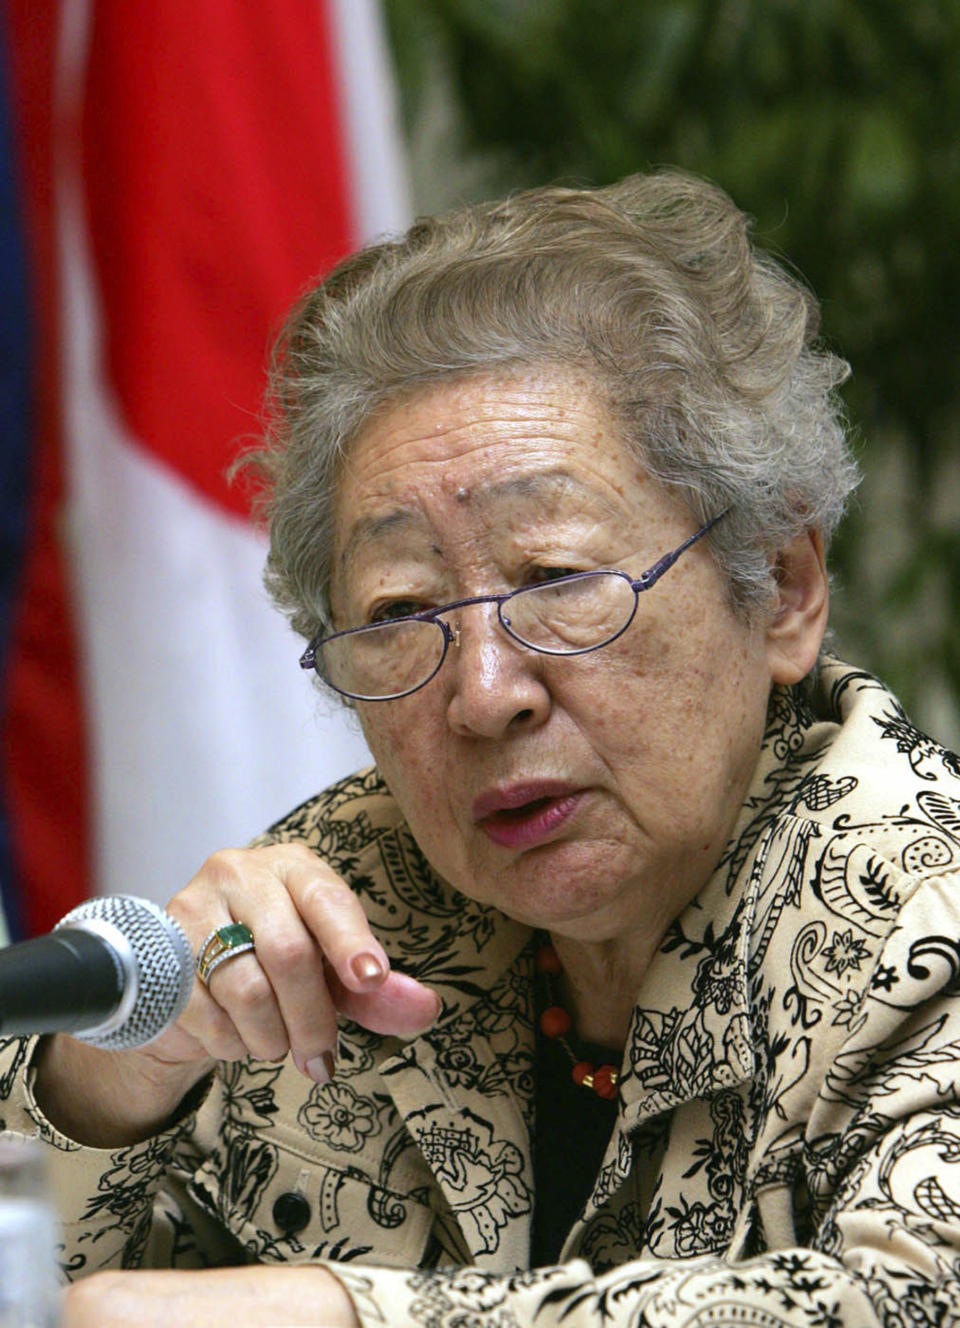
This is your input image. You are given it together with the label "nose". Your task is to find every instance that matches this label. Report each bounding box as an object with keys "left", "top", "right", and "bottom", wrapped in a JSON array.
[{"left": 443, "top": 604, "right": 551, "bottom": 739}]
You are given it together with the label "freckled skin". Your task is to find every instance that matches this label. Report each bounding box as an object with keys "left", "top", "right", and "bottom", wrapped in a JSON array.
[{"left": 331, "top": 367, "right": 813, "bottom": 1041}]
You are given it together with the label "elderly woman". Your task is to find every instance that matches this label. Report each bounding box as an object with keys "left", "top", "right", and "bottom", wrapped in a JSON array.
[{"left": 3, "top": 169, "right": 960, "bottom": 1328}]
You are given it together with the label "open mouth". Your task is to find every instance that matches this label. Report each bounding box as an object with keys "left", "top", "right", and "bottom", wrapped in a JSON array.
[
  {"left": 476, "top": 791, "right": 584, "bottom": 848},
  {"left": 486, "top": 795, "right": 555, "bottom": 823}
]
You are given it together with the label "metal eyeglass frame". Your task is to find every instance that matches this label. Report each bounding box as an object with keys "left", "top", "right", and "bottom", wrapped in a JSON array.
[{"left": 300, "top": 510, "right": 729, "bottom": 701}]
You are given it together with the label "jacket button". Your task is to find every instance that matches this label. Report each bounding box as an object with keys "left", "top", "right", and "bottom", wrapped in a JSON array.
[{"left": 272, "top": 1192, "right": 311, "bottom": 1234}]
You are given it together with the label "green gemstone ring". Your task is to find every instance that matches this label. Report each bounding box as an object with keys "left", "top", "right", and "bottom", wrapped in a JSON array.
[{"left": 196, "top": 921, "right": 256, "bottom": 985}]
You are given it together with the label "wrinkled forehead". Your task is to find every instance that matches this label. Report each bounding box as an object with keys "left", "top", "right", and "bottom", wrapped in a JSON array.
[
  {"left": 328, "top": 367, "right": 665, "bottom": 561},
  {"left": 337, "top": 465, "right": 631, "bottom": 565}
]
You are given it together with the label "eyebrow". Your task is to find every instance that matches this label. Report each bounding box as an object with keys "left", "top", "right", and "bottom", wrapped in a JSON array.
[
  {"left": 339, "top": 466, "right": 612, "bottom": 562},
  {"left": 341, "top": 507, "right": 420, "bottom": 563}
]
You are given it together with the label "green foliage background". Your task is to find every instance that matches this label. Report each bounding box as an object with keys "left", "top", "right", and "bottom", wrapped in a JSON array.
[{"left": 383, "top": 0, "right": 960, "bottom": 747}]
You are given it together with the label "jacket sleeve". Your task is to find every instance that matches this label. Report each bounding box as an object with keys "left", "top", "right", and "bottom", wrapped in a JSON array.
[
  {"left": 323, "top": 868, "right": 960, "bottom": 1327},
  {"left": 0, "top": 1034, "right": 226, "bottom": 1276}
]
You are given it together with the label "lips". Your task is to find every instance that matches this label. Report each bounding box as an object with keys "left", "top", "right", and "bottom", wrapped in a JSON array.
[{"left": 472, "top": 781, "right": 585, "bottom": 848}]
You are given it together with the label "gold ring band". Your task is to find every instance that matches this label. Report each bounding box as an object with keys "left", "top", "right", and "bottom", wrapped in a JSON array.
[{"left": 196, "top": 922, "right": 255, "bottom": 986}]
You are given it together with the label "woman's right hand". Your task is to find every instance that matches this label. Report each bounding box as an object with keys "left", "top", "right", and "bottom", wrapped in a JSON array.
[{"left": 33, "top": 843, "right": 442, "bottom": 1145}]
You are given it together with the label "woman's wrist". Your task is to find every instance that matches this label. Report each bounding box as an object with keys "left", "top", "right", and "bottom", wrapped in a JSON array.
[
  {"left": 63, "top": 1264, "right": 360, "bottom": 1327},
  {"left": 32, "top": 1034, "right": 214, "bottom": 1147}
]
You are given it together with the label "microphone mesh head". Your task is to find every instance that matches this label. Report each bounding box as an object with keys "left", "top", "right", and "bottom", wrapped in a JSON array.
[{"left": 56, "top": 896, "right": 194, "bottom": 1050}]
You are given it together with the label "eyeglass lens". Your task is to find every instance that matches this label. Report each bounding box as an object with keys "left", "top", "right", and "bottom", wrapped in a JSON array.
[
  {"left": 321, "top": 619, "right": 444, "bottom": 700},
  {"left": 320, "top": 572, "right": 638, "bottom": 699},
  {"left": 504, "top": 571, "right": 635, "bottom": 652}
]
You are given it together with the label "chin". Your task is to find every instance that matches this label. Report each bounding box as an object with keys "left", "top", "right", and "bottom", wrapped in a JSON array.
[{"left": 488, "top": 861, "right": 638, "bottom": 933}]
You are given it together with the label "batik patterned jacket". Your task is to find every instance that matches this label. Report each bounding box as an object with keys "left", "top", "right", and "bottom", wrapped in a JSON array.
[{"left": 2, "top": 658, "right": 960, "bottom": 1327}]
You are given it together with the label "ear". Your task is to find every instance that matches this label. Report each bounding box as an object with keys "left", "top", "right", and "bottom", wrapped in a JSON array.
[{"left": 764, "top": 529, "right": 829, "bottom": 685}]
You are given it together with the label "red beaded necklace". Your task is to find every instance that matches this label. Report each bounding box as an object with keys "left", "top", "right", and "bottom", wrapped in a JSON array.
[{"left": 536, "top": 940, "right": 620, "bottom": 1100}]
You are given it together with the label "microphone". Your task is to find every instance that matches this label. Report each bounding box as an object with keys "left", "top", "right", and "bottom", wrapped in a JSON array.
[{"left": 0, "top": 895, "right": 194, "bottom": 1050}]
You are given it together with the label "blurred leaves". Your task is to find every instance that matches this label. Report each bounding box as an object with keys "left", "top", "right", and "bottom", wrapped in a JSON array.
[{"left": 384, "top": 0, "right": 960, "bottom": 744}]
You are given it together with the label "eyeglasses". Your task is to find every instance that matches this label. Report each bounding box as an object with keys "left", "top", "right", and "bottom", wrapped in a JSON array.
[{"left": 300, "top": 512, "right": 728, "bottom": 701}]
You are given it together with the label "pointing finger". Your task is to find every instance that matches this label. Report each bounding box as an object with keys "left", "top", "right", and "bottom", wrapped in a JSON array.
[{"left": 329, "top": 969, "right": 442, "bottom": 1038}]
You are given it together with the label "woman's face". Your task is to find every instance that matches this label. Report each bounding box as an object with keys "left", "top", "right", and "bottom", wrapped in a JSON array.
[{"left": 330, "top": 367, "right": 783, "bottom": 949}]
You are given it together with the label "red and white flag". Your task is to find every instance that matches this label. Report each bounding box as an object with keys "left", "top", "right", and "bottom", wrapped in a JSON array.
[{"left": 3, "top": 0, "right": 409, "bottom": 934}]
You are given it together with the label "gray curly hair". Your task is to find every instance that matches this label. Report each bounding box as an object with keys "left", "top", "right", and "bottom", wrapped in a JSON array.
[{"left": 248, "top": 169, "right": 858, "bottom": 644}]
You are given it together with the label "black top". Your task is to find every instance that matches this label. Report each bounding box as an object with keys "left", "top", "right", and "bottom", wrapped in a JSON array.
[{"left": 531, "top": 1015, "right": 620, "bottom": 1266}]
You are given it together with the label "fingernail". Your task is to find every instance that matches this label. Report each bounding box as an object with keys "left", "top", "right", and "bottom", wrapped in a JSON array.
[
  {"left": 305, "top": 1052, "right": 336, "bottom": 1085},
  {"left": 350, "top": 952, "right": 385, "bottom": 984}
]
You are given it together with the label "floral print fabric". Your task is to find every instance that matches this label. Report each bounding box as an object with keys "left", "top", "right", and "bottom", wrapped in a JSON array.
[{"left": 2, "top": 658, "right": 960, "bottom": 1325}]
